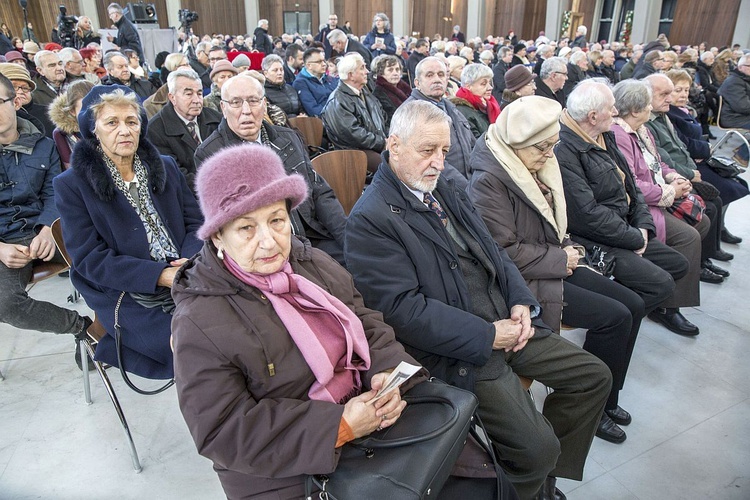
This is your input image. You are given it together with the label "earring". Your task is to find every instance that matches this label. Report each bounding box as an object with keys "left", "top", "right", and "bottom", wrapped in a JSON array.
[{"left": 217, "top": 247, "right": 224, "bottom": 260}]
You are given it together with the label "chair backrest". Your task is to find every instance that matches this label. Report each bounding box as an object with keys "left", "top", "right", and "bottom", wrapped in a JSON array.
[
  {"left": 29, "top": 218, "right": 69, "bottom": 284},
  {"left": 717, "top": 96, "right": 726, "bottom": 130},
  {"left": 311, "top": 150, "right": 368, "bottom": 215},
  {"left": 289, "top": 116, "right": 324, "bottom": 148},
  {"left": 50, "top": 218, "right": 72, "bottom": 267}
]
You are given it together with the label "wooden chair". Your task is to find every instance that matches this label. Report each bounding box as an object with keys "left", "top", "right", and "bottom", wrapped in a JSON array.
[
  {"left": 311, "top": 150, "right": 368, "bottom": 215},
  {"left": 712, "top": 96, "right": 750, "bottom": 161},
  {"left": 50, "top": 219, "right": 143, "bottom": 473},
  {"left": 27, "top": 218, "right": 69, "bottom": 285},
  {"left": 288, "top": 116, "right": 327, "bottom": 157}
]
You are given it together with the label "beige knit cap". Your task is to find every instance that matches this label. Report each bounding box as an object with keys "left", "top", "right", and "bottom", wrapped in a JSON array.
[
  {"left": 0, "top": 63, "right": 37, "bottom": 91},
  {"left": 495, "top": 96, "right": 562, "bottom": 149}
]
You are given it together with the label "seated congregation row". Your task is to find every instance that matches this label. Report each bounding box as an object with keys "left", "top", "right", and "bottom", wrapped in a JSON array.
[{"left": 2, "top": 39, "right": 750, "bottom": 500}]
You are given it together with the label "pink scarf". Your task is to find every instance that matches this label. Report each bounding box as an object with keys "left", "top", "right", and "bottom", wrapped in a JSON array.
[{"left": 223, "top": 254, "right": 371, "bottom": 403}]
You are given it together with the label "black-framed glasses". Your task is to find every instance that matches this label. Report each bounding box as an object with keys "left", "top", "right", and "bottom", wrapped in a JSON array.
[
  {"left": 221, "top": 97, "right": 265, "bottom": 109},
  {"left": 13, "top": 85, "right": 32, "bottom": 94},
  {"left": 1, "top": 93, "right": 16, "bottom": 105},
  {"left": 532, "top": 140, "right": 560, "bottom": 154}
]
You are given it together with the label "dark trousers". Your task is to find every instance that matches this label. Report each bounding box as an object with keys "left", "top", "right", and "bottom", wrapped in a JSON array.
[
  {"left": 0, "top": 234, "right": 81, "bottom": 334},
  {"left": 474, "top": 334, "right": 611, "bottom": 499},
  {"left": 606, "top": 238, "right": 686, "bottom": 314},
  {"left": 663, "top": 212, "right": 705, "bottom": 307},
  {"left": 563, "top": 267, "right": 645, "bottom": 409},
  {"left": 701, "top": 198, "right": 722, "bottom": 261}
]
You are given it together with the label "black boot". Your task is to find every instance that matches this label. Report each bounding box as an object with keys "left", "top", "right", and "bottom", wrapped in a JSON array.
[
  {"left": 534, "top": 476, "right": 567, "bottom": 500},
  {"left": 648, "top": 308, "right": 699, "bottom": 336},
  {"left": 74, "top": 316, "right": 96, "bottom": 371}
]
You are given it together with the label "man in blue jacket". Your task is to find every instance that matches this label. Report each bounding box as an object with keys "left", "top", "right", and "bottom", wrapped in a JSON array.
[
  {"left": 345, "top": 100, "right": 611, "bottom": 500},
  {"left": 292, "top": 47, "right": 338, "bottom": 117},
  {"left": 0, "top": 73, "right": 91, "bottom": 368}
]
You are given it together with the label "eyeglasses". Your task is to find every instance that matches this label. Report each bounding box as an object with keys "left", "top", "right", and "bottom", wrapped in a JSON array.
[
  {"left": 1, "top": 93, "right": 16, "bottom": 105},
  {"left": 13, "top": 85, "right": 32, "bottom": 94},
  {"left": 553, "top": 71, "right": 568, "bottom": 77},
  {"left": 222, "top": 97, "right": 265, "bottom": 109},
  {"left": 307, "top": 59, "right": 325, "bottom": 65},
  {"left": 532, "top": 140, "right": 560, "bottom": 154},
  {"left": 209, "top": 56, "right": 227, "bottom": 63}
]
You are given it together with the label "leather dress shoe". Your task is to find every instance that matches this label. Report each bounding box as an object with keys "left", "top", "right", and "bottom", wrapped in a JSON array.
[
  {"left": 700, "top": 267, "right": 724, "bottom": 284},
  {"left": 712, "top": 249, "right": 734, "bottom": 261},
  {"left": 648, "top": 308, "right": 700, "bottom": 336},
  {"left": 721, "top": 229, "right": 743, "bottom": 244},
  {"left": 534, "top": 476, "right": 567, "bottom": 500},
  {"left": 605, "top": 405, "right": 632, "bottom": 426},
  {"left": 703, "top": 259, "right": 730, "bottom": 277},
  {"left": 596, "top": 413, "right": 626, "bottom": 444}
]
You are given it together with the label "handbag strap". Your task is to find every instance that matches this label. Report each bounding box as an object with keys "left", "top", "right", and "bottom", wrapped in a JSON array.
[
  {"left": 471, "top": 412, "right": 505, "bottom": 499},
  {"left": 113, "top": 291, "right": 175, "bottom": 395}
]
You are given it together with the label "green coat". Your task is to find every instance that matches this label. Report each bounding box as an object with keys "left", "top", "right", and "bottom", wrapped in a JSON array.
[
  {"left": 449, "top": 96, "right": 490, "bottom": 139},
  {"left": 645, "top": 112, "right": 697, "bottom": 180}
]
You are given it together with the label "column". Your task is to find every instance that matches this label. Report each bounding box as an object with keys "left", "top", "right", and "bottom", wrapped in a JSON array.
[
  {"left": 245, "top": 0, "right": 259, "bottom": 36},
  {"left": 465, "top": 0, "right": 485, "bottom": 40},
  {"left": 165, "top": 0, "right": 182, "bottom": 29},
  {"left": 79, "top": 0, "right": 100, "bottom": 30},
  {"left": 630, "top": 0, "right": 660, "bottom": 45},
  {"left": 733, "top": 0, "right": 750, "bottom": 48},
  {"left": 319, "top": 0, "right": 334, "bottom": 31},
  {"left": 392, "top": 0, "right": 412, "bottom": 38},
  {"left": 545, "top": 0, "right": 570, "bottom": 40}
]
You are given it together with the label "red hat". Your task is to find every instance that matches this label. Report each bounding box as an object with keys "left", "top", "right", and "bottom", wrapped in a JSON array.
[
  {"left": 79, "top": 48, "right": 96, "bottom": 60},
  {"left": 44, "top": 43, "right": 63, "bottom": 52}
]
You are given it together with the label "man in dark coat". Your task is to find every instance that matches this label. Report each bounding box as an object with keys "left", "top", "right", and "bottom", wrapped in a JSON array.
[
  {"left": 31, "top": 50, "right": 66, "bottom": 108},
  {"left": 0, "top": 73, "right": 92, "bottom": 368},
  {"left": 105, "top": 3, "right": 144, "bottom": 64},
  {"left": 314, "top": 13, "right": 338, "bottom": 58},
  {"left": 510, "top": 43, "right": 527, "bottom": 68},
  {"left": 571, "top": 26, "right": 587, "bottom": 49},
  {"left": 189, "top": 41, "right": 212, "bottom": 91},
  {"left": 717, "top": 54, "right": 750, "bottom": 129},
  {"left": 535, "top": 56, "right": 567, "bottom": 107},
  {"left": 491, "top": 46, "right": 513, "bottom": 101},
  {"left": 405, "top": 38, "right": 428, "bottom": 87},
  {"left": 556, "top": 80, "right": 695, "bottom": 333},
  {"left": 283, "top": 43, "right": 303, "bottom": 85},
  {"left": 405, "top": 56, "right": 476, "bottom": 178},
  {"left": 194, "top": 74, "right": 347, "bottom": 264},
  {"left": 253, "top": 19, "right": 273, "bottom": 55},
  {"left": 328, "top": 29, "right": 372, "bottom": 68},
  {"left": 632, "top": 50, "right": 662, "bottom": 80},
  {"left": 101, "top": 51, "right": 156, "bottom": 101},
  {"left": 147, "top": 68, "right": 221, "bottom": 193},
  {"left": 321, "top": 53, "right": 387, "bottom": 173},
  {"left": 345, "top": 100, "right": 611, "bottom": 500},
  {"left": 600, "top": 49, "right": 620, "bottom": 84}
]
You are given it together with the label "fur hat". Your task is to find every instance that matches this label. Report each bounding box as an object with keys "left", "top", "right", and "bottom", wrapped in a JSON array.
[
  {"left": 504, "top": 65, "right": 534, "bottom": 92},
  {"left": 4, "top": 50, "right": 24, "bottom": 63},
  {"left": 77, "top": 84, "right": 149, "bottom": 141},
  {"left": 195, "top": 144, "right": 308, "bottom": 240},
  {"left": 495, "top": 96, "right": 561, "bottom": 149},
  {"left": 210, "top": 59, "right": 238, "bottom": 79},
  {"left": 0, "top": 63, "right": 36, "bottom": 91}
]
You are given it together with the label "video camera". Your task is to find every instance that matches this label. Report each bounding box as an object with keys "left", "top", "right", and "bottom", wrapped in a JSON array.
[
  {"left": 57, "top": 5, "right": 78, "bottom": 48},
  {"left": 178, "top": 8, "right": 198, "bottom": 32}
]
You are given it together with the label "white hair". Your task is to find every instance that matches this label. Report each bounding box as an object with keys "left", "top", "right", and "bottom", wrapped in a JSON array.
[
  {"left": 389, "top": 100, "right": 452, "bottom": 143},
  {"left": 337, "top": 52, "right": 364, "bottom": 81},
  {"left": 566, "top": 79, "right": 612, "bottom": 122},
  {"left": 540, "top": 57, "right": 567, "bottom": 79},
  {"left": 34, "top": 50, "right": 57, "bottom": 67},
  {"left": 570, "top": 51, "right": 588, "bottom": 65},
  {"left": 167, "top": 68, "right": 201, "bottom": 94},
  {"left": 58, "top": 47, "right": 80, "bottom": 65},
  {"left": 577, "top": 25, "right": 587, "bottom": 35},
  {"left": 258, "top": 19, "right": 268, "bottom": 28},
  {"left": 461, "top": 63, "right": 493, "bottom": 86},
  {"left": 327, "top": 29, "right": 347, "bottom": 43}
]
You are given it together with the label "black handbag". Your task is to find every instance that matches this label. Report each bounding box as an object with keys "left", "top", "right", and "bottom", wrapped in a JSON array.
[
  {"left": 580, "top": 245, "right": 616, "bottom": 278},
  {"left": 706, "top": 156, "right": 743, "bottom": 178},
  {"left": 306, "top": 379, "right": 480, "bottom": 500}
]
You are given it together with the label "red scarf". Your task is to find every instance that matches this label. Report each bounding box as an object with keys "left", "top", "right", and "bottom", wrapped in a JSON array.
[
  {"left": 456, "top": 86, "right": 501, "bottom": 124},
  {"left": 223, "top": 254, "right": 371, "bottom": 404}
]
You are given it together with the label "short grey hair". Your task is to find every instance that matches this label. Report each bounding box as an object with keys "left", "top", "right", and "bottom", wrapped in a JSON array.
[
  {"left": 577, "top": 25, "right": 587, "bottom": 35},
  {"left": 258, "top": 19, "right": 268, "bottom": 28},
  {"left": 415, "top": 56, "right": 447, "bottom": 81},
  {"left": 196, "top": 41, "right": 211, "bottom": 55},
  {"left": 58, "top": 47, "right": 80, "bottom": 65},
  {"left": 261, "top": 54, "right": 283, "bottom": 71},
  {"left": 538, "top": 45, "right": 555, "bottom": 58},
  {"left": 327, "top": 29, "right": 348, "bottom": 43},
  {"left": 700, "top": 51, "right": 714, "bottom": 62},
  {"left": 34, "top": 50, "right": 57, "bottom": 67},
  {"left": 103, "top": 51, "right": 126, "bottom": 70},
  {"left": 498, "top": 46, "right": 512, "bottom": 58},
  {"left": 613, "top": 79, "right": 652, "bottom": 118},
  {"left": 221, "top": 73, "right": 265, "bottom": 101},
  {"left": 570, "top": 51, "right": 588, "bottom": 65},
  {"left": 540, "top": 56, "right": 567, "bottom": 79},
  {"left": 90, "top": 89, "right": 140, "bottom": 123},
  {"left": 167, "top": 68, "right": 201, "bottom": 94},
  {"left": 337, "top": 52, "right": 364, "bottom": 81},
  {"left": 739, "top": 54, "right": 750, "bottom": 67},
  {"left": 461, "top": 63, "right": 493, "bottom": 87},
  {"left": 107, "top": 2, "right": 123, "bottom": 14},
  {"left": 566, "top": 79, "right": 613, "bottom": 122},
  {"left": 371, "top": 13, "right": 390, "bottom": 32},
  {"left": 479, "top": 50, "right": 494, "bottom": 62},
  {"left": 389, "top": 100, "right": 452, "bottom": 144}
]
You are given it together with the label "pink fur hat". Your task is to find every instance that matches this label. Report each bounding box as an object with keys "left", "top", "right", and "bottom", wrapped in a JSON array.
[{"left": 195, "top": 144, "right": 308, "bottom": 240}]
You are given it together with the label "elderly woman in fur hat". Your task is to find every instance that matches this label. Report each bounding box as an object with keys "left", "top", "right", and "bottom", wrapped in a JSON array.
[
  {"left": 53, "top": 84, "right": 203, "bottom": 380},
  {"left": 48, "top": 79, "right": 94, "bottom": 168},
  {"left": 171, "top": 143, "right": 425, "bottom": 499},
  {"left": 467, "top": 96, "right": 645, "bottom": 445}
]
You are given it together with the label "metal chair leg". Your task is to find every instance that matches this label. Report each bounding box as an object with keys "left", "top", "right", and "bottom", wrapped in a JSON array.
[{"left": 81, "top": 339, "right": 142, "bottom": 473}]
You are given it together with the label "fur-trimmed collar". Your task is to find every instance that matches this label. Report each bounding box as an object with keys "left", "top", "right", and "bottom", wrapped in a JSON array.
[
  {"left": 48, "top": 95, "right": 79, "bottom": 135},
  {"left": 69, "top": 137, "right": 167, "bottom": 201}
]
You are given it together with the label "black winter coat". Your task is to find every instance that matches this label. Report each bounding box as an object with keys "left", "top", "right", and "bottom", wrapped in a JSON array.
[
  {"left": 100, "top": 75, "right": 156, "bottom": 102},
  {"left": 113, "top": 15, "right": 144, "bottom": 63},
  {"left": 345, "top": 155, "right": 544, "bottom": 391},
  {"left": 492, "top": 61, "right": 510, "bottom": 101},
  {"left": 563, "top": 63, "right": 586, "bottom": 100},
  {"left": 195, "top": 120, "right": 347, "bottom": 251},
  {"left": 696, "top": 60, "right": 719, "bottom": 93},
  {"left": 264, "top": 81, "right": 302, "bottom": 117},
  {"left": 253, "top": 27, "right": 273, "bottom": 55},
  {"left": 556, "top": 124, "right": 654, "bottom": 251},
  {"left": 321, "top": 81, "right": 387, "bottom": 152},
  {"left": 717, "top": 69, "right": 750, "bottom": 128},
  {"left": 146, "top": 102, "right": 221, "bottom": 192}
]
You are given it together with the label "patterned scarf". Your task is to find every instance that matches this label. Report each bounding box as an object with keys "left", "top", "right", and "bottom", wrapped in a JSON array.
[
  {"left": 223, "top": 253, "right": 371, "bottom": 404},
  {"left": 101, "top": 147, "right": 179, "bottom": 262}
]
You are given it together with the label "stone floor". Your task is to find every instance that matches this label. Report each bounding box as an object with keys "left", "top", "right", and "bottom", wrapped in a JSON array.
[{"left": 1, "top": 136, "right": 749, "bottom": 499}]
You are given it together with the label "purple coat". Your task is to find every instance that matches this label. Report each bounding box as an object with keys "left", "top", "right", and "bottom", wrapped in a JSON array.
[{"left": 612, "top": 123, "right": 677, "bottom": 243}]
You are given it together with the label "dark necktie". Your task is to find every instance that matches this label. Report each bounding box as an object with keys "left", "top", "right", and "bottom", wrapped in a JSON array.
[
  {"left": 423, "top": 192, "right": 448, "bottom": 227},
  {"left": 186, "top": 121, "right": 200, "bottom": 145}
]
